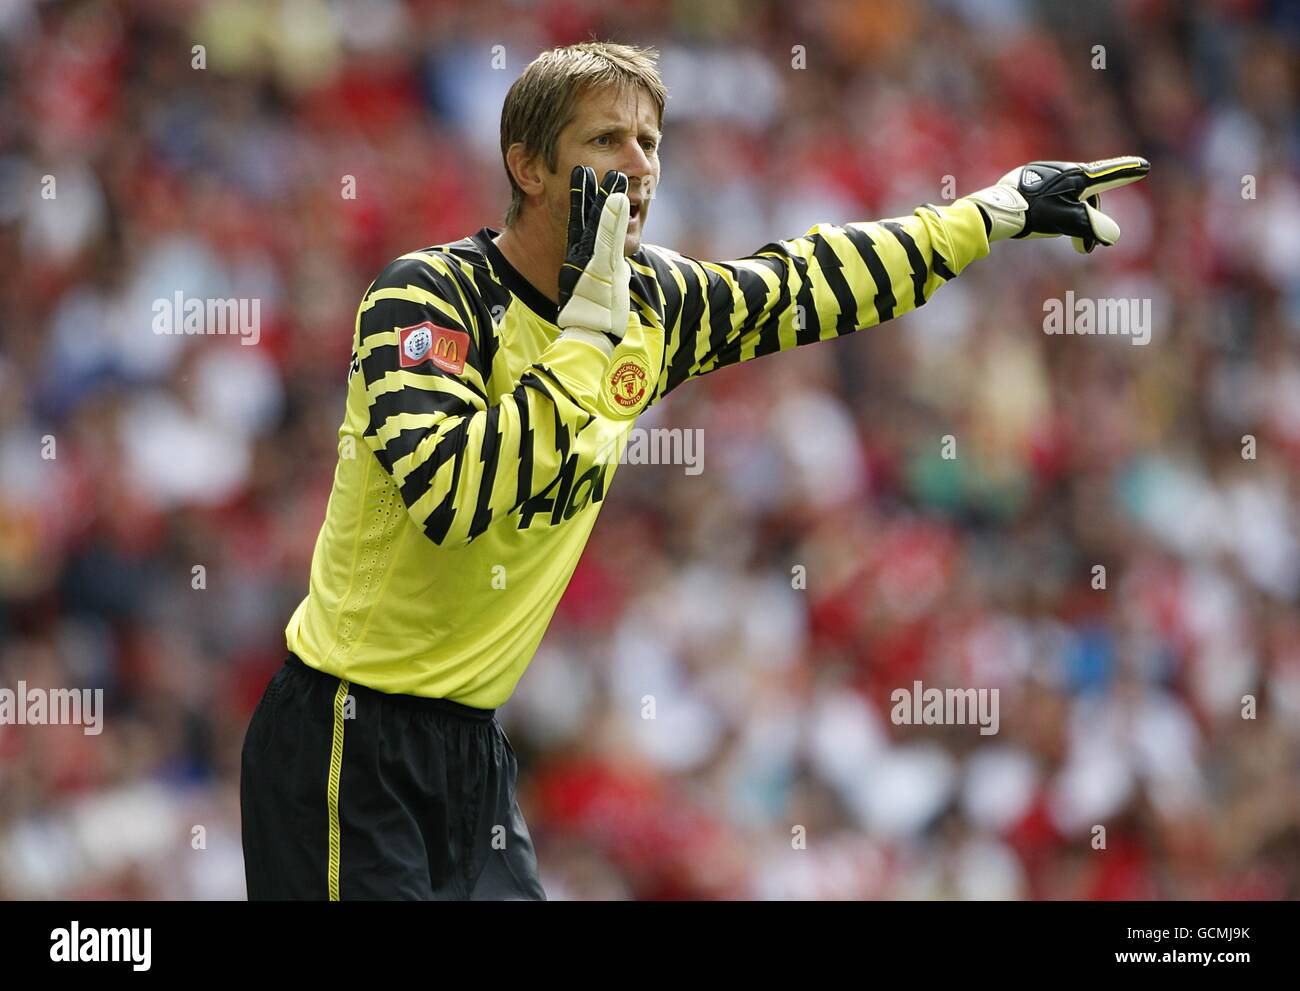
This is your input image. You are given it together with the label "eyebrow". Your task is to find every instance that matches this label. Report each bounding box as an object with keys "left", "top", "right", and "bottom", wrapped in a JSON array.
[{"left": 588, "top": 122, "right": 662, "bottom": 142}]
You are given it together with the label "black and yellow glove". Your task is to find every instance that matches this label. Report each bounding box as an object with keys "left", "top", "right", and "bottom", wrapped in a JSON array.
[
  {"left": 557, "top": 165, "right": 631, "bottom": 356},
  {"left": 963, "top": 156, "right": 1151, "bottom": 253}
]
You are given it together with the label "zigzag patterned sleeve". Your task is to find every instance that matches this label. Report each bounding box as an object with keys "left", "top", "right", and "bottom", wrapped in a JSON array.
[
  {"left": 349, "top": 252, "right": 612, "bottom": 547},
  {"left": 638, "top": 198, "right": 991, "bottom": 399}
]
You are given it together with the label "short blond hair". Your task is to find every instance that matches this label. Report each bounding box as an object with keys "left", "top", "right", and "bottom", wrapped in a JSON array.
[{"left": 500, "top": 41, "right": 667, "bottom": 227}]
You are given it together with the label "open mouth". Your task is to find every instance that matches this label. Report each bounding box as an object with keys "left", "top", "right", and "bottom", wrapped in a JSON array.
[{"left": 629, "top": 202, "right": 641, "bottom": 220}]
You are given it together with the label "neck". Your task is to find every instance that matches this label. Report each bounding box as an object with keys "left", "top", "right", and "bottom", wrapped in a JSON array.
[{"left": 493, "top": 211, "right": 562, "bottom": 305}]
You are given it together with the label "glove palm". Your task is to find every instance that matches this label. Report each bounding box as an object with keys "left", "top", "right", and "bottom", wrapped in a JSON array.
[{"left": 557, "top": 166, "right": 632, "bottom": 355}]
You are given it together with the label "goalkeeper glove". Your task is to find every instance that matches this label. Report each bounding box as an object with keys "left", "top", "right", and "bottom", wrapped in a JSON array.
[
  {"left": 557, "top": 165, "right": 631, "bottom": 356},
  {"left": 963, "top": 156, "right": 1151, "bottom": 253}
]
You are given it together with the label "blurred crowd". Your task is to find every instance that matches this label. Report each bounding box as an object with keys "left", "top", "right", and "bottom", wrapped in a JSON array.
[{"left": 1, "top": 0, "right": 1298, "bottom": 899}]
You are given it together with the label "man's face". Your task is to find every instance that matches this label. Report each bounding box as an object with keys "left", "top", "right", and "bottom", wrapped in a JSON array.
[{"left": 546, "top": 83, "right": 661, "bottom": 256}]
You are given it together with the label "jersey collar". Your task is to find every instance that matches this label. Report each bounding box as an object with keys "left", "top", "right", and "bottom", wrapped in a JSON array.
[{"left": 472, "top": 227, "right": 560, "bottom": 325}]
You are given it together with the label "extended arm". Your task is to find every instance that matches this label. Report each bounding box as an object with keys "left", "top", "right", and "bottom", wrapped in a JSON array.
[{"left": 640, "top": 155, "right": 1150, "bottom": 399}]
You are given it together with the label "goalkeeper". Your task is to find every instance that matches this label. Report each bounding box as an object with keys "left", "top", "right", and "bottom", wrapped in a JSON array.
[{"left": 240, "top": 41, "right": 1149, "bottom": 900}]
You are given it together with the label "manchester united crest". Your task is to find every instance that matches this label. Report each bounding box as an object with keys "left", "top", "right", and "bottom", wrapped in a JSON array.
[{"left": 609, "top": 358, "right": 649, "bottom": 410}]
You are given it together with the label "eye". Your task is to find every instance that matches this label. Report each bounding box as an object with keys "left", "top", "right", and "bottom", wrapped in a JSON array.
[
  {"left": 641, "top": 139, "right": 658, "bottom": 153},
  {"left": 594, "top": 134, "right": 611, "bottom": 146}
]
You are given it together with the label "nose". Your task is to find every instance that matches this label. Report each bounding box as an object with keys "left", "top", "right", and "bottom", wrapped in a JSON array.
[{"left": 618, "top": 140, "right": 654, "bottom": 195}]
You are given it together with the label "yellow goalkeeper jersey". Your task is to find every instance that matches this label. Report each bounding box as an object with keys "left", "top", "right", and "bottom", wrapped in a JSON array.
[{"left": 285, "top": 199, "right": 990, "bottom": 707}]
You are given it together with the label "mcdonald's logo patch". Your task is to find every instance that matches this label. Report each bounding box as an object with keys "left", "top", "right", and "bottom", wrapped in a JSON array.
[{"left": 398, "top": 321, "right": 469, "bottom": 374}]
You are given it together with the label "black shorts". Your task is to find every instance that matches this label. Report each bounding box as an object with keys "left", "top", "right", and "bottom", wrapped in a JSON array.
[{"left": 240, "top": 654, "right": 546, "bottom": 901}]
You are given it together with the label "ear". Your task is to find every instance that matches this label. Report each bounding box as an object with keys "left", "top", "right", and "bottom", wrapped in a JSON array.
[{"left": 505, "top": 142, "right": 546, "bottom": 199}]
